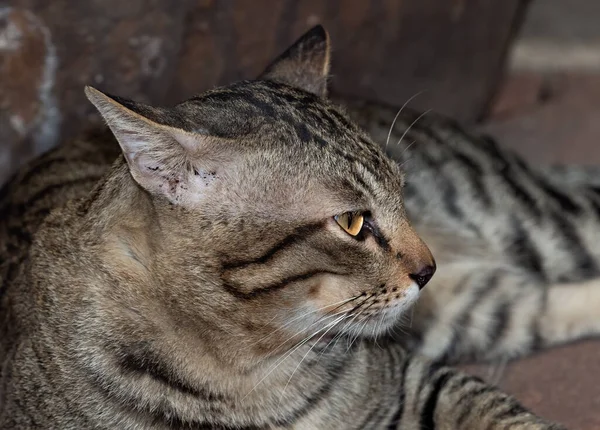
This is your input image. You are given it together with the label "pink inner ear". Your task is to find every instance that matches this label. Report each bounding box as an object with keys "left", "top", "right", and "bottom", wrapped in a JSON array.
[
  {"left": 127, "top": 152, "right": 175, "bottom": 192},
  {"left": 127, "top": 151, "right": 218, "bottom": 206}
]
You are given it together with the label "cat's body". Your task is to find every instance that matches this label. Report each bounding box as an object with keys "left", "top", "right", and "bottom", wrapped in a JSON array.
[{"left": 0, "top": 26, "right": 591, "bottom": 429}]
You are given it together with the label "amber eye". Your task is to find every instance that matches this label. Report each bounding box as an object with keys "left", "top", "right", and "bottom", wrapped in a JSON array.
[{"left": 334, "top": 212, "right": 364, "bottom": 236}]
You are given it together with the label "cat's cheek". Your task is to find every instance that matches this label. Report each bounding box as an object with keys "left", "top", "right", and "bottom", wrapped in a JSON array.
[{"left": 304, "top": 277, "right": 362, "bottom": 313}]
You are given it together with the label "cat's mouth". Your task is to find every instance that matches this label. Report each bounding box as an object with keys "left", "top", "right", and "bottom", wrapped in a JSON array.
[
  {"left": 308, "top": 313, "right": 397, "bottom": 348},
  {"left": 308, "top": 306, "right": 406, "bottom": 347},
  {"left": 299, "top": 283, "right": 421, "bottom": 347}
]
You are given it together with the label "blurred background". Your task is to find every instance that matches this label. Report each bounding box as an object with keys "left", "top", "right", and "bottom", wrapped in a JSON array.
[{"left": 1, "top": 0, "right": 599, "bottom": 428}]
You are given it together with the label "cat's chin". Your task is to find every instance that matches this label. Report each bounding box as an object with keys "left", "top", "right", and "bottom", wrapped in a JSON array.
[
  {"left": 342, "top": 310, "right": 402, "bottom": 340},
  {"left": 311, "top": 305, "right": 419, "bottom": 347},
  {"left": 297, "top": 283, "right": 421, "bottom": 347},
  {"left": 309, "top": 311, "right": 404, "bottom": 348}
]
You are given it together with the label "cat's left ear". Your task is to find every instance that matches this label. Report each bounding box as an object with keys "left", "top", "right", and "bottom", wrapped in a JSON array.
[
  {"left": 85, "top": 86, "right": 227, "bottom": 206},
  {"left": 259, "top": 25, "right": 331, "bottom": 97}
]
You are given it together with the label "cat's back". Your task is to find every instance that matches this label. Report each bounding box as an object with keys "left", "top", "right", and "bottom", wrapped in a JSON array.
[{"left": 0, "top": 129, "right": 120, "bottom": 294}]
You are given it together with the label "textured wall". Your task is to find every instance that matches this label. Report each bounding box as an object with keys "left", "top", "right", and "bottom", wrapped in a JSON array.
[{"left": 0, "top": 0, "right": 527, "bottom": 184}]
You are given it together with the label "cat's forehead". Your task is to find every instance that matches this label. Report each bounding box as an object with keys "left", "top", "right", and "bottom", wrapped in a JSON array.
[
  {"left": 179, "top": 80, "right": 404, "bottom": 199},
  {"left": 181, "top": 81, "right": 393, "bottom": 163},
  {"left": 180, "top": 81, "right": 355, "bottom": 141}
]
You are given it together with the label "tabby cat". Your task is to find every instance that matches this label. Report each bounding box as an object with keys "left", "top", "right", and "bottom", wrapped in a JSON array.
[{"left": 0, "top": 25, "right": 585, "bottom": 429}]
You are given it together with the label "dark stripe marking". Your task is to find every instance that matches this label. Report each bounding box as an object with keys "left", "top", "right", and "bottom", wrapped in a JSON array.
[
  {"left": 506, "top": 216, "right": 545, "bottom": 278},
  {"left": 534, "top": 175, "right": 581, "bottom": 214},
  {"left": 222, "top": 222, "right": 324, "bottom": 270},
  {"left": 454, "top": 384, "right": 500, "bottom": 427},
  {"left": 550, "top": 212, "right": 598, "bottom": 281},
  {"left": 419, "top": 369, "right": 453, "bottom": 430},
  {"left": 385, "top": 357, "right": 411, "bottom": 429},
  {"left": 357, "top": 347, "right": 400, "bottom": 429},
  {"left": 118, "top": 343, "right": 227, "bottom": 402},
  {"left": 18, "top": 156, "right": 70, "bottom": 185},
  {"left": 585, "top": 187, "right": 600, "bottom": 219},
  {"left": 486, "top": 301, "right": 511, "bottom": 348},
  {"left": 437, "top": 271, "right": 501, "bottom": 363},
  {"left": 222, "top": 269, "right": 341, "bottom": 299},
  {"left": 500, "top": 166, "right": 542, "bottom": 219},
  {"left": 12, "top": 176, "right": 101, "bottom": 216},
  {"left": 451, "top": 375, "right": 482, "bottom": 427},
  {"left": 491, "top": 401, "right": 529, "bottom": 421}
]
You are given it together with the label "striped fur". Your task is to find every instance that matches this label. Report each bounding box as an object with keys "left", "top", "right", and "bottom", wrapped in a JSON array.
[
  {"left": 0, "top": 26, "right": 566, "bottom": 429},
  {"left": 348, "top": 100, "right": 600, "bottom": 365}
]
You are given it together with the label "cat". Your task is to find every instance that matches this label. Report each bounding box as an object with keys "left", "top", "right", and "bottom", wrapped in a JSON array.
[{"left": 0, "top": 25, "right": 573, "bottom": 429}]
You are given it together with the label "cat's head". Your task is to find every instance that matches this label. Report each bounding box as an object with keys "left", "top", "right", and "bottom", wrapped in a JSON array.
[{"left": 86, "top": 26, "right": 435, "bottom": 358}]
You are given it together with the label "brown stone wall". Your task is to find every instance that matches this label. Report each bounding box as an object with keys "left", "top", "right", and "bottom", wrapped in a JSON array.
[{"left": 0, "top": 0, "right": 527, "bottom": 184}]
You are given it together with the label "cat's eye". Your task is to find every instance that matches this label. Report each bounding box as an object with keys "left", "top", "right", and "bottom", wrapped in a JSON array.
[{"left": 334, "top": 212, "right": 364, "bottom": 236}]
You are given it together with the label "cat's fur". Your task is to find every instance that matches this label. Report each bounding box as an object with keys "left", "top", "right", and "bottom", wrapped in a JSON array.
[{"left": 0, "top": 25, "right": 577, "bottom": 429}]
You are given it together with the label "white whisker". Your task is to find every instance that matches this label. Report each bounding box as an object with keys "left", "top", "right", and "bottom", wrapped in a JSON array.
[
  {"left": 316, "top": 329, "right": 346, "bottom": 362},
  {"left": 394, "top": 109, "right": 431, "bottom": 152},
  {"left": 341, "top": 309, "right": 366, "bottom": 352},
  {"left": 385, "top": 91, "right": 424, "bottom": 151},
  {"left": 276, "top": 314, "right": 350, "bottom": 406},
  {"left": 247, "top": 295, "right": 360, "bottom": 349},
  {"left": 373, "top": 310, "right": 387, "bottom": 349},
  {"left": 242, "top": 314, "right": 352, "bottom": 400},
  {"left": 346, "top": 301, "right": 376, "bottom": 352},
  {"left": 320, "top": 310, "right": 364, "bottom": 358},
  {"left": 265, "top": 310, "right": 346, "bottom": 354},
  {"left": 314, "top": 295, "right": 373, "bottom": 362},
  {"left": 264, "top": 295, "right": 358, "bottom": 335},
  {"left": 349, "top": 318, "right": 370, "bottom": 352}
]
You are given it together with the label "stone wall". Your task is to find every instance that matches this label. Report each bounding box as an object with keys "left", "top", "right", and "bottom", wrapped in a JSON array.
[{"left": 0, "top": 0, "right": 527, "bottom": 184}]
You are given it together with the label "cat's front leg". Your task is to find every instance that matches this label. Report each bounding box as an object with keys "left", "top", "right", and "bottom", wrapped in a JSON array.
[
  {"left": 393, "top": 354, "right": 566, "bottom": 430},
  {"left": 325, "top": 344, "right": 565, "bottom": 429}
]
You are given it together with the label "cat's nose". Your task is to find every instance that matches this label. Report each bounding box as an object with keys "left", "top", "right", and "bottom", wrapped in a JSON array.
[
  {"left": 409, "top": 263, "right": 436, "bottom": 289},
  {"left": 394, "top": 221, "right": 436, "bottom": 289}
]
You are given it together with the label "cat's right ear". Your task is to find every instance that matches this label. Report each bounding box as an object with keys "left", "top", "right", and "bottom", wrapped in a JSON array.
[
  {"left": 85, "top": 86, "right": 223, "bottom": 206},
  {"left": 259, "top": 25, "right": 331, "bottom": 97}
]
